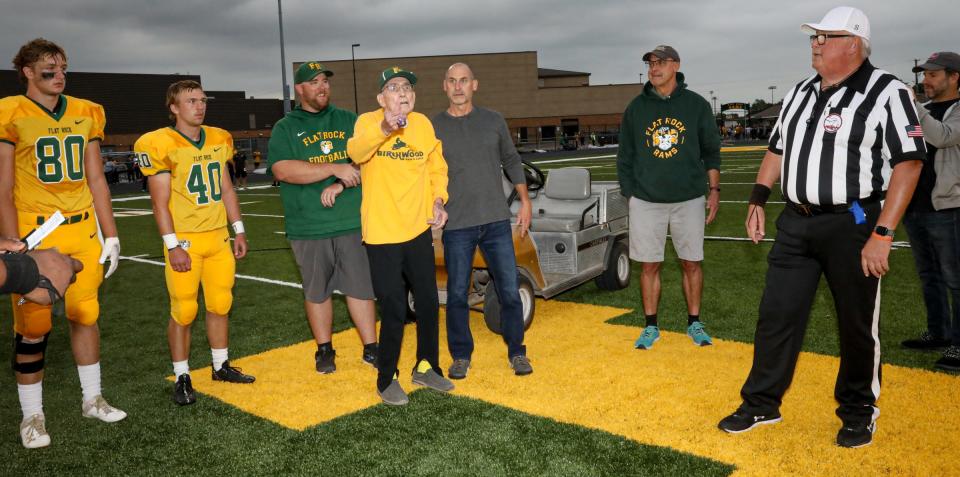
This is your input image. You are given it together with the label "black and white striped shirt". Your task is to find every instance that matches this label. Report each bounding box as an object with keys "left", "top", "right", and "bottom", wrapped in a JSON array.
[{"left": 769, "top": 60, "right": 926, "bottom": 206}]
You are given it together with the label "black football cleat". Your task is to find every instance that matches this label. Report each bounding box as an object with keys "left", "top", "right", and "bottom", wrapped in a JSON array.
[
  {"left": 211, "top": 360, "right": 255, "bottom": 383},
  {"left": 173, "top": 374, "right": 197, "bottom": 406}
]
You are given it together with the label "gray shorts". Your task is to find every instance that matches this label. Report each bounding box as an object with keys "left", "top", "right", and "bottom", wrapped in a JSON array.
[
  {"left": 628, "top": 196, "right": 705, "bottom": 262},
  {"left": 290, "top": 232, "right": 375, "bottom": 303}
]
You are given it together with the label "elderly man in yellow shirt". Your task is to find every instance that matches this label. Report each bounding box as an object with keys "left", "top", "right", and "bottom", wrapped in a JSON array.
[{"left": 347, "top": 67, "right": 452, "bottom": 405}]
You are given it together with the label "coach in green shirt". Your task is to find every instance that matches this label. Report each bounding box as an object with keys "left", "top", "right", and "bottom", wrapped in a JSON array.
[{"left": 269, "top": 61, "right": 378, "bottom": 374}]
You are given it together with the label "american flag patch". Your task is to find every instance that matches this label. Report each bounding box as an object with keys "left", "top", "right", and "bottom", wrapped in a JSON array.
[{"left": 906, "top": 125, "right": 924, "bottom": 138}]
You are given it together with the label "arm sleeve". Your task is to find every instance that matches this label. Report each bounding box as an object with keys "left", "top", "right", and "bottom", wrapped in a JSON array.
[
  {"left": 89, "top": 104, "right": 106, "bottom": 142},
  {"left": 134, "top": 136, "right": 170, "bottom": 176},
  {"left": 616, "top": 103, "right": 636, "bottom": 198},
  {"left": 425, "top": 121, "right": 449, "bottom": 204},
  {"left": 768, "top": 85, "right": 798, "bottom": 155},
  {"left": 346, "top": 113, "right": 387, "bottom": 165},
  {"left": 267, "top": 121, "right": 294, "bottom": 167},
  {"left": 496, "top": 114, "right": 525, "bottom": 185},
  {"left": 699, "top": 99, "right": 722, "bottom": 171},
  {"left": 0, "top": 106, "right": 18, "bottom": 145},
  {"left": 916, "top": 102, "right": 960, "bottom": 149},
  {"left": 882, "top": 86, "right": 928, "bottom": 166}
]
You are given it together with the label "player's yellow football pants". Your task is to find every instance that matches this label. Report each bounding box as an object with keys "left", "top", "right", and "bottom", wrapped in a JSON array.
[
  {"left": 163, "top": 227, "right": 235, "bottom": 326},
  {"left": 11, "top": 207, "right": 103, "bottom": 338}
]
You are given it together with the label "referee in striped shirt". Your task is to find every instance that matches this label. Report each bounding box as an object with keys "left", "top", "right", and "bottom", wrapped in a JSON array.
[{"left": 717, "top": 6, "right": 926, "bottom": 448}]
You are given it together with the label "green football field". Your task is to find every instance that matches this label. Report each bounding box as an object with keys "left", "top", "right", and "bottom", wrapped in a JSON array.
[{"left": 1, "top": 148, "right": 953, "bottom": 476}]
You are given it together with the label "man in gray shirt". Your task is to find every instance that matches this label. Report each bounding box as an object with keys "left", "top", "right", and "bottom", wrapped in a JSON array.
[{"left": 431, "top": 62, "right": 533, "bottom": 379}]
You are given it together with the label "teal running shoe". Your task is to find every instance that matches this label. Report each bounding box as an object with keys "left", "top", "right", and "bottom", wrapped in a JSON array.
[
  {"left": 687, "top": 321, "right": 713, "bottom": 346},
  {"left": 634, "top": 326, "right": 660, "bottom": 350}
]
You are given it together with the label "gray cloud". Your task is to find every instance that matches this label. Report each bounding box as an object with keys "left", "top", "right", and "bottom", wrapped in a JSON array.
[{"left": 1, "top": 0, "right": 951, "bottom": 107}]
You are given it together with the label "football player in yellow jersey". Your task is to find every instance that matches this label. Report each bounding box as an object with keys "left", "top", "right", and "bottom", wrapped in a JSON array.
[
  {"left": 136, "top": 80, "right": 254, "bottom": 406},
  {"left": 0, "top": 38, "right": 125, "bottom": 449}
]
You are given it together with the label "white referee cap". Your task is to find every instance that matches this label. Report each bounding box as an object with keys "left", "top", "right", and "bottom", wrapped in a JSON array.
[{"left": 801, "top": 6, "right": 870, "bottom": 41}]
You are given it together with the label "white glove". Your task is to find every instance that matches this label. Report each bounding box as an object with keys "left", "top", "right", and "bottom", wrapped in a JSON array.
[{"left": 99, "top": 236, "right": 120, "bottom": 278}]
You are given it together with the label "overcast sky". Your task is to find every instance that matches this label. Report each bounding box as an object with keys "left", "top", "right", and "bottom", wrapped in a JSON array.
[{"left": 0, "top": 0, "right": 950, "bottom": 108}]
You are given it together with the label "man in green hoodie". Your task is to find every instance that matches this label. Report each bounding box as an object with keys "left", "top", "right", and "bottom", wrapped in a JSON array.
[
  {"left": 616, "top": 45, "right": 722, "bottom": 350},
  {"left": 269, "top": 62, "right": 378, "bottom": 374}
]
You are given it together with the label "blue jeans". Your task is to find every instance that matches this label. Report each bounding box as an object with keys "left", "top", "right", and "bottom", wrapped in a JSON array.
[
  {"left": 442, "top": 220, "right": 526, "bottom": 360},
  {"left": 903, "top": 209, "right": 960, "bottom": 345}
]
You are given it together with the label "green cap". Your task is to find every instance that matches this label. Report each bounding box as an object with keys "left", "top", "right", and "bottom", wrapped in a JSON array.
[
  {"left": 295, "top": 61, "right": 334, "bottom": 84},
  {"left": 378, "top": 66, "right": 417, "bottom": 90}
]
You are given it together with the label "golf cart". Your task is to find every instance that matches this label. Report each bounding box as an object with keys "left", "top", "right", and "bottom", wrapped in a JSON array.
[{"left": 428, "top": 159, "right": 631, "bottom": 334}]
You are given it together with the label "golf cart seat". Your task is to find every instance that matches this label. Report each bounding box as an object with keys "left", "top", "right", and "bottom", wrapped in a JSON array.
[{"left": 529, "top": 167, "right": 599, "bottom": 233}]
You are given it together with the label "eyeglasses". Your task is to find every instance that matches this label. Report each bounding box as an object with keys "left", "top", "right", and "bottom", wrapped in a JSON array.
[
  {"left": 644, "top": 59, "right": 674, "bottom": 69},
  {"left": 809, "top": 34, "right": 853, "bottom": 45},
  {"left": 383, "top": 83, "right": 414, "bottom": 93}
]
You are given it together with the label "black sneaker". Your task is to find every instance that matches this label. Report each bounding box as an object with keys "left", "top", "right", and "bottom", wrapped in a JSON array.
[
  {"left": 211, "top": 360, "right": 256, "bottom": 383},
  {"left": 717, "top": 409, "right": 782, "bottom": 433},
  {"left": 173, "top": 374, "right": 196, "bottom": 406},
  {"left": 902, "top": 331, "right": 950, "bottom": 350},
  {"left": 837, "top": 421, "right": 876, "bottom": 448},
  {"left": 315, "top": 347, "right": 336, "bottom": 374},
  {"left": 934, "top": 345, "right": 960, "bottom": 371},
  {"left": 362, "top": 344, "right": 378, "bottom": 369}
]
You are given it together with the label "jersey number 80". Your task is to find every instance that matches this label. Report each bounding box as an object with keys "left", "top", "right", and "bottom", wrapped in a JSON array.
[{"left": 35, "top": 135, "right": 86, "bottom": 183}]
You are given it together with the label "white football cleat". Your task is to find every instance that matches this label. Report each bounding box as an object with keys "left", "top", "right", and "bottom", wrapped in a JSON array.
[
  {"left": 20, "top": 413, "right": 51, "bottom": 449},
  {"left": 81, "top": 395, "right": 127, "bottom": 423}
]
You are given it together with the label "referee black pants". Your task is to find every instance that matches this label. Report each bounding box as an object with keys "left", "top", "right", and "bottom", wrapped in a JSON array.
[
  {"left": 740, "top": 203, "right": 882, "bottom": 426},
  {"left": 365, "top": 229, "right": 442, "bottom": 392}
]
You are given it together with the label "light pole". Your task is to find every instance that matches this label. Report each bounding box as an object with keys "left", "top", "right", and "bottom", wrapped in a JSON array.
[
  {"left": 277, "top": 0, "right": 291, "bottom": 113},
  {"left": 709, "top": 90, "right": 717, "bottom": 115},
  {"left": 768, "top": 85, "right": 777, "bottom": 103},
  {"left": 351, "top": 44, "right": 360, "bottom": 113}
]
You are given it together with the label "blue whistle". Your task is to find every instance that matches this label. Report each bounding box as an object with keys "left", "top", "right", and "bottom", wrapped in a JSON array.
[{"left": 849, "top": 200, "right": 866, "bottom": 224}]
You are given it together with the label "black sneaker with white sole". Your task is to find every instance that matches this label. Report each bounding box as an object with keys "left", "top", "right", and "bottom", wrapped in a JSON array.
[
  {"left": 717, "top": 409, "right": 782, "bottom": 433},
  {"left": 837, "top": 421, "right": 876, "bottom": 448}
]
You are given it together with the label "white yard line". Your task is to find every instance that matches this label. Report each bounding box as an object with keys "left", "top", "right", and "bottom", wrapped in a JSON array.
[{"left": 119, "top": 255, "right": 304, "bottom": 289}]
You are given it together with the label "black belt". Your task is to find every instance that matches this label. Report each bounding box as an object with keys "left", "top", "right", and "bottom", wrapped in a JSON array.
[
  {"left": 786, "top": 194, "right": 883, "bottom": 217},
  {"left": 37, "top": 211, "right": 90, "bottom": 226}
]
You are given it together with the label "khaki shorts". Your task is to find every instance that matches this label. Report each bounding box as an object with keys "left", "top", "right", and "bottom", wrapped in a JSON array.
[
  {"left": 628, "top": 196, "right": 705, "bottom": 262},
  {"left": 291, "top": 232, "right": 375, "bottom": 302}
]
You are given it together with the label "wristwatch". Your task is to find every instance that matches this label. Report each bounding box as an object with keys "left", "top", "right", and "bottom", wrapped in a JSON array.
[{"left": 874, "top": 225, "right": 895, "bottom": 238}]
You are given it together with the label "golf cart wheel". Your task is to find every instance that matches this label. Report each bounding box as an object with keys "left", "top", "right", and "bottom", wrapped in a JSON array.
[
  {"left": 483, "top": 274, "right": 535, "bottom": 335},
  {"left": 595, "top": 241, "right": 631, "bottom": 290}
]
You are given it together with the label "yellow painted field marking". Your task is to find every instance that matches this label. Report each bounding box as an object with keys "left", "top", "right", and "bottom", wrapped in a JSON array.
[{"left": 181, "top": 300, "right": 959, "bottom": 476}]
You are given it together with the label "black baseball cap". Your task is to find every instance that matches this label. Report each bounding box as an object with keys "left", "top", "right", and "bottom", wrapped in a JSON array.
[
  {"left": 642, "top": 45, "right": 680, "bottom": 62},
  {"left": 913, "top": 52, "right": 960, "bottom": 73}
]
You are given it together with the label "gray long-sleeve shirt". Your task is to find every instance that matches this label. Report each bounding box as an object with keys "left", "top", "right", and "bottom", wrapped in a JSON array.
[{"left": 431, "top": 106, "right": 525, "bottom": 230}]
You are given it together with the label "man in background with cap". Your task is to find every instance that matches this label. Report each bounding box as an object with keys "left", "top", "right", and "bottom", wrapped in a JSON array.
[
  {"left": 900, "top": 52, "right": 960, "bottom": 371},
  {"left": 268, "top": 61, "right": 378, "bottom": 374},
  {"left": 718, "top": 7, "right": 924, "bottom": 448},
  {"left": 347, "top": 66, "right": 452, "bottom": 405},
  {"left": 616, "top": 44, "right": 721, "bottom": 351}
]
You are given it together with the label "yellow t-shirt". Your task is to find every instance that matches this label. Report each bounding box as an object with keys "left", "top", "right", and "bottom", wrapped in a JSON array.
[
  {"left": 0, "top": 94, "right": 105, "bottom": 214},
  {"left": 347, "top": 110, "right": 448, "bottom": 245},
  {"left": 135, "top": 126, "right": 233, "bottom": 233}
]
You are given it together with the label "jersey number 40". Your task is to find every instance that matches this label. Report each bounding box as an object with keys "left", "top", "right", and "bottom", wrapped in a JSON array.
[
  {"left": 186, "top": 162, "right": 223, "bottom": 205},
  {"left": 35, "top": 135, "right": 85, "bottom": 183}
]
